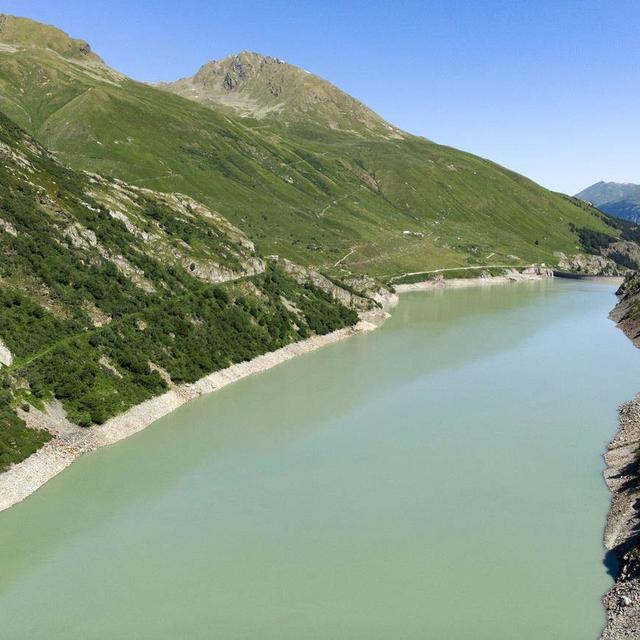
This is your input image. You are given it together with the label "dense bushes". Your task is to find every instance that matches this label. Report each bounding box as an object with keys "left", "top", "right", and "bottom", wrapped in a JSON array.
[
  {"left": 0, "top": 112, "right": 359, "bottom": 466},
  {"left": 0, "top": 289, "right": 80, "bottom": 358},
  {"left": 0, "top": 388, "right": 51, "bottom": 472},
  {"left": 603, "top": 215, "right": 640, "bottom": 244},
  {"left": 7, "top": 263, "right": 357, "bottom": 427}
]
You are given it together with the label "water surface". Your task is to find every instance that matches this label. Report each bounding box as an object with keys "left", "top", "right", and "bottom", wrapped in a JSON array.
[{"left": 1, "top": 279, "right": 638, "bottom": 639}]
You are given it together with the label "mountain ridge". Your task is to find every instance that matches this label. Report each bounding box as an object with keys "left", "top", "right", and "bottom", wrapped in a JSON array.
[
  {"left": 0, "top": 14, "right": 101, "bottom": 62},
  {"left": 0, "top": 13, "right": 618, "bottom": 278},
  {"left": 577, "top": 181, "right": 640, "bottom": 223}
]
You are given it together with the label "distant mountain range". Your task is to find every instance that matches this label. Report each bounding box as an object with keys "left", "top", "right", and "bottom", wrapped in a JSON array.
[{"left": 576, "top": 182, "right": 640, "bottom": 223}]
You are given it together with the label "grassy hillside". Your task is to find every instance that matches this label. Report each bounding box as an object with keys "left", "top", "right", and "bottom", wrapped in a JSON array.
[
  {"left": 0, "top": 109, "right": 360, "bottom": 470},
  {"left": 0, "top": 14, "right": 617, "bottom": 279}
]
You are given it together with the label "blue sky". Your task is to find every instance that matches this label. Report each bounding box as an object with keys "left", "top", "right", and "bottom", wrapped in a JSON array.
[{"left": 3, "top": 0, "right": 639, "bottom": 194}]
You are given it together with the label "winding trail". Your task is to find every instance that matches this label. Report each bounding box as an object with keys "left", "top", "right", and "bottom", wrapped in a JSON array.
[{"left": 333, "top": 246, "right": 357, "bottom": 267}]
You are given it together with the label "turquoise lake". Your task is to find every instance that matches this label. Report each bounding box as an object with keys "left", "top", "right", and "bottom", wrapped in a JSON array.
[{"left": 1, "top": 279, "right": 638, "bottom": 639}]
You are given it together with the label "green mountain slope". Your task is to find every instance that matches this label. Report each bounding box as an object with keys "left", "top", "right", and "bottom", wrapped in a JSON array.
[
  {"left": 577, "top": 181, "right": 640, "bottom": 223},
  {"left": 0, "top": 109, "right": 361, "bottom": 470},
  {"left": 0, "top": 14, "right": 616, "bottom": 278}
]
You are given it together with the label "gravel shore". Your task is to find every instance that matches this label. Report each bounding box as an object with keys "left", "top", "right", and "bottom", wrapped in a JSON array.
[
  {"left": 393, "top": 267, "right": 553, "bottom": 293},
  {"left": 0, "top": 314, "right": 384, "bottom": 512},
  {"left": 600, "top": 277, "right": 640, "bottom": 639}
]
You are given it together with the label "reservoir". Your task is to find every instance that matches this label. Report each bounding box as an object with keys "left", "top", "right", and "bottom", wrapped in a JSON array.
[{"left": 0, "top": 279, "right": 638, "bottom": 639}]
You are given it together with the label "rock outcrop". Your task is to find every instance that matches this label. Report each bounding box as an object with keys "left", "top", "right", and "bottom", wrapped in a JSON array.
[
  {"left": 340, "top": 273, "right": 399, "bottom": 308},
  {"left": 556, "top": 252, "right": 622, "bottom": 276},
  {"left": 604, "top": 241, "right": 640, "bottom": 271},
  {"left": 0, "top": 337, "right": 12, "bottom": 366},
  {"left": 278, "top": 259, "right": 386, "bottom": 311},
  {"left": 610, "top": 273, "right": 640, "bottom": 347}
]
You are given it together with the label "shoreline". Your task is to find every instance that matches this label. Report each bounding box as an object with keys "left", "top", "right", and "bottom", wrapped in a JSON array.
[
  {"left": 393, "top": 267, "right": 554, "bottom": 293},
  {"left": 600, "top": 277, "right": 640, "bottom": 639},
  {"left": 600, "top": 395, "right": 640, "bottom": 639},
  {"left": 0, "top": 313, "right": 384, "bottom": 513},
  {"left": 0, "top": 270, "right": 554, "bottom": 513}
]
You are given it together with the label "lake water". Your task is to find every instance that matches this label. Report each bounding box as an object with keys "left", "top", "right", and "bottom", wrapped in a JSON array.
[{"left": 1, "top": 279, "right": 638, "bottom": 639}]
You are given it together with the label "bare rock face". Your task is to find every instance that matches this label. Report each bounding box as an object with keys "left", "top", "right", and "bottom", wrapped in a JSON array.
[
  {"left": 609, "top": 272, "right": 640, "bottom": 347},
  {"left": 556, "top": 252, "right": 621, "bottom": 276},
  {"left": 181, "top": 257, "right": 263, "bottom": 284},
  {"left": 0, "top": 337, "right": 12, "bottom": 367},
  {"left": 278, "top": 259, "right": 382, "bottom": 311},
  {"left": 521, "top": 265, "right": 555, "bottom": 277},
  {"left": 341, "top": 273, "right": 399, "bottom": 308},
  {"left": 604, "top": 240, "right": 640, "bottom": 270},
  {"left": 601, "top": 554, "right": 640, "bottom": 638}
]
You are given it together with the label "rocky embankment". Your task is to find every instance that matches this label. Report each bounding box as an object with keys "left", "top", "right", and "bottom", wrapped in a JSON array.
[
  {"left": 602, "top": 272, "right": 640, "bottom": 639},
  {"left": 394, "top": 265, "right": 554, "bottom": 293},
  {"left": 556, "top": 252, "right": 623, "bottom": 276},
  {"left": 0, "top": 310, "right": 388, "bottom": 512}
]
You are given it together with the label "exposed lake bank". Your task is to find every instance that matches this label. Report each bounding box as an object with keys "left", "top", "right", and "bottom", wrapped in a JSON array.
[
  {"left": 393, "top": 265, "right": 554, "bottom": 292},
  {"left": 601, "top": 273, "right": 640, "bottom": 639},
  {"left": 0, "top": 312, "right": 385, "bottom": 512}
]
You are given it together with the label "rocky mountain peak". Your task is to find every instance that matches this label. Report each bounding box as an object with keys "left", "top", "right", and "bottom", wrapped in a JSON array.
[{"left": 163, "top": 50, "right": 398, "bottom": 136}]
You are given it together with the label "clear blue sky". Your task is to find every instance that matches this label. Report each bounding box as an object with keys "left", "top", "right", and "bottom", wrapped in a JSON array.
[{"left": 4, "top": 0, "right": 639, "bottom": 194}]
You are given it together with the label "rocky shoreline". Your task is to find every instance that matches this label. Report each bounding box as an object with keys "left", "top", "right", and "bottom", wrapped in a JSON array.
[
  {"left": 601, "top": 273, "right": 640, "bottom": 639},
  {"left": 394, "top": 266, "right": 554, "bottom": 293},
  {"left": 0, "top": 312, "right": 386, "bottom": 513}
]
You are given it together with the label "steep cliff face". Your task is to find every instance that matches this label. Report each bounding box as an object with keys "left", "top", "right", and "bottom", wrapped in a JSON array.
[{"left": 601, "top": 273, "right": 640, "bottom": 638}]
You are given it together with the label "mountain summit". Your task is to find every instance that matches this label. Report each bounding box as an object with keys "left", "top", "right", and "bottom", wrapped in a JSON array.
[
  {"left": 161, "top": 51, "right": 401, "bottom": 136},
  {"left": 0, "top": 13, "right": 618, "bottom": 275}
]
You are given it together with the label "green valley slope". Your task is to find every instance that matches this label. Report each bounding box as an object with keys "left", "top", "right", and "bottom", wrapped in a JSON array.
[
  {"left": 0, "top": 109, "right": 362, "bottom": 470},
  {"left": 0, "top": 14, "right": 619, "bottom": 278}
]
